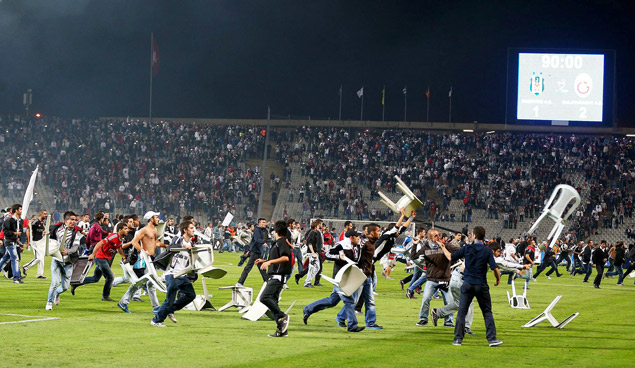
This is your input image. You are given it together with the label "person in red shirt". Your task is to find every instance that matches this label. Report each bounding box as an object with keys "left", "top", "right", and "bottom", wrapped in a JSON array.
[
  {"left": 338, "top": 221, "right": 353, "bottom": 242},
  {"left": 71, "top": 223, "right": 130, "bottom": 301}
]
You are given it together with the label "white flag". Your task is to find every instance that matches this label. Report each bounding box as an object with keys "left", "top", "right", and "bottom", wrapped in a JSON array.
[
  {"left": 21, "top": 165, "right": 39, "bottom": 220},
  {"left": 449, "top": 86, "right": 453, "bottom": 98},
  {"left": 357, "top": 87, "right": 364, "bottom": 98}
]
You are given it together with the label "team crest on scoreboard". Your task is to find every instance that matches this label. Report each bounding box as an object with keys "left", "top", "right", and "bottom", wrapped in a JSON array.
[{"left": 530, "top": 72, "right": 545, "bottom": 96}]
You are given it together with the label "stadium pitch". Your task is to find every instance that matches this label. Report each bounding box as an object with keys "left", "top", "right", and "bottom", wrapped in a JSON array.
[{"left": 1, "top": 251, "right": 633, "bottom": 367}]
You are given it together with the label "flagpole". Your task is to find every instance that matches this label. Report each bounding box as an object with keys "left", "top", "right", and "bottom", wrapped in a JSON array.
[
  {"left": 449, "top": 85, "right": 452, "bottom": 124},
  {"left": 149, "top": 32, "right": 154, "bottom": 122},
  {"left": 382, "top": 85, "right": 385, "bottom": 122},
  {"left": 426, "top": 86, "right": 430, "bottom": 122},
  {"left": 404, "top": 86, "right": 407, "bottom": 122},
  {"left": 338, "top": 84, "right": 342, "bottom": 121},
  {"left": 360, "top": 88, "right": 364, "bottom": 121}
]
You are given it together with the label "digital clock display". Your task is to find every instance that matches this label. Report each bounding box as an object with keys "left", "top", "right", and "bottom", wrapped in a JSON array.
[{"left": 517, "top": 53, "right": 604, "bottom": 122}]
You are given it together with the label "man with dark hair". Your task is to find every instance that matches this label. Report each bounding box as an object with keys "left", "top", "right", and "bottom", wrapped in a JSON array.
[
  {"left": 592, "top": 241, "right": 608, "bottom": 289},
  {"left": 236, "top": 218, "right": 267, "bottom": 287},
  {"left": 418, "top": 228, "right": 459, "bottom": 328},
  {"left": 533, "top": 242, "right": 562, "bottom": 280},
  {"left": 87, "top": 211, "right": 109, "bottom": 254},
  {"left": 296, "top": 219, "right": 324, "bottom": 287},
  {"left": 46, "top": 211, "right": 84, "bottom": 310},
  {"left": 286, "top": 219, "right": 303, "bottom": 279},
  {"left": 71, "top": 223, "right": 130, "bottom": 301},
  {"left": 439, "top": 226, "right": 502, "bottom": 347},
  {"left": 606, "top": 242, "right": 626, "bottom": 285},
  {"left": 256, "top": 220, "right": 292, "bottom": 337},
  {"left": 22, "top": 210, "right": 48, "bottom": 279},
  {"left": 151, "top": 221, "right": 198, "bottom": 327},
  {"left": 0, "top": 204, "right": 24, "bottom": 283},
  {"left": 339, "top": 221, "right": 353, "bottom": 242},
  {"left": 303, "top": 228, "right": 364, "bottom": 333},
  {"left": 117, "top": 211, "right": 164, "bottom": 313},
  {"left": 354, "top": 222, "right": 383, "bottom": 330}
]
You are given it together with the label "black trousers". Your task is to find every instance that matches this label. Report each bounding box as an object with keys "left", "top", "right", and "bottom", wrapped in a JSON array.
[
  {"left": 556, "top": 253, "right": 571, "bottom": 271},
  {"left": 455, "top": 282, "right": 497, "bottom": 342},
  {"left": 260, "top": 278, "right": 285, "bottom": 324},
  {"left": 593, "top": 264, "right": 605, "bottom": 286},
  {"left": 238, "top": 252, "right": 266, "bottom": 285}
]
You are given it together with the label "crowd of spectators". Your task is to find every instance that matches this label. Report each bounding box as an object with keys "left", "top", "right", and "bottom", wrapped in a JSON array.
[
  {"left": 275, "top": 126, "right": 634, "bottom": 240},
  {"left": 0, "top": 116, "right": 274, "bottom": 222}
]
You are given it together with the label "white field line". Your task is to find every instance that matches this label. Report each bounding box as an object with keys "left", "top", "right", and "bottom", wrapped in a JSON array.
[{"left": 0, "top": 313, "right": 60, "bottom": 325}]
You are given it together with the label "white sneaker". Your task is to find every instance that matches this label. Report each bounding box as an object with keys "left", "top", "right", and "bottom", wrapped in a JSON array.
[
  {"left": 546, "top": 276, "right": 552, "bottom": 280},
  {"left": 54, "top": 294, "right": 61, "bottom": 305},
  {"left": 532, "top": 278, "right": 537, "bottom": 282},
  {"left": 150, "top": 320, "right": 166, "bottom": 327},
  {"left": 45, "top": 302, "right": 53, "bottom": 311},
  {"left": 282, "top": 284, "right": 290, "bottom": 290},
  {"left": 235, "top": 282, "right": 243, "bottom": 287},
  {"left": 168, "top": 313, "right": 178, "bottom": 323}
]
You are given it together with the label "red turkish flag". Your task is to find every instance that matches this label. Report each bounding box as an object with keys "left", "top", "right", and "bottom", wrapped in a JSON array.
[{"left": 152, "top": 39, "right": 160, "bottom": 76}]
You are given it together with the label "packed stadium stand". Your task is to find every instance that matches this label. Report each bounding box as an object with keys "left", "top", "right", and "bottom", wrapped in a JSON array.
[{"left": 1, "top": 115, "right": 633, "bottom": 245}]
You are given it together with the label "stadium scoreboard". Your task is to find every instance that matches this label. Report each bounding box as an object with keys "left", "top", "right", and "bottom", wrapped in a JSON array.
[{"left": 507, "top": 48, "right": 615, "bottom": 126}]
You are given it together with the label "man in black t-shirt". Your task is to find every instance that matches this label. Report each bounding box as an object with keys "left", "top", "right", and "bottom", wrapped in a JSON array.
[
  {"left": 22, "top": 210, "right": 48, "bottom": 279},
  {"left": 256, "top": 220, "right": 292, "bottom": 337}
]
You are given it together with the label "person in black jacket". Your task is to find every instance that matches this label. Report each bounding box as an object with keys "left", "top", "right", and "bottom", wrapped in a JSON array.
[
  {"left": 256, "top": 220, "right": 292, "bottom": 337},
  {"left": 295, "top": 219, "right": 325, "bottom": 287},
  {"left": 22, "top": 210, "right": 48, "bottom": 279},
  {"left": 533, "top": 243, "right": 562, "bottom": 280},
  {"left": 581, "top": 241, "right": 594, "bottom": 283},
  {"left": 236, "top": 218, "right": 267, "bottom": 287},
  {"left": 606, "top": 241, "right": 626, "bottom": 285},
  {"left": 592, "top": 241, "right": 608, "bottom": 289},
  {"left": 622, "top": 244, "right": 635, "bottom": 284},
  {"left": 302, "top": 229, "right": 365, "bottom": 333},
  {"left": 0, "top": 204, "right": 24, "bottom": 283}
]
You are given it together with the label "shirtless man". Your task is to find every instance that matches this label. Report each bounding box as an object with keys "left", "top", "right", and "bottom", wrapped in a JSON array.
[{"left": 117, "top": 211, "right": 166, "bottom": 313}]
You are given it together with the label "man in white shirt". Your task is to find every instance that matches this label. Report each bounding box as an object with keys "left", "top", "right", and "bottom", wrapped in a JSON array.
[
  {"left": 151, "top": 221, "right": 197, "bottom": 327},
  {"left": 77, "top": 214, "right": 91, "bottom": 234}
]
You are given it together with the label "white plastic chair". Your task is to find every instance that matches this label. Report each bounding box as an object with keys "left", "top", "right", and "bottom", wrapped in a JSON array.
[
  {"left": 506, "top": 280, "right": 530, "bottom": 309},
  {"left": 378, "top": 175, "right": 423, "bottom": 214},
  {"left": 320, "top": 257, "right": 367, "bottom": 297},
  {"left": 528, "top": 184, "right": 581, "bottom": 249},
  {"left": 523, "top": 295, "right": 579, "bottom": 329}
]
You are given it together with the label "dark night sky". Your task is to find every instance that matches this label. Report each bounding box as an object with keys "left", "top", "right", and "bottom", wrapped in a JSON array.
[{"left": 1, "top": 0, "right": 633, "bottom": 125}]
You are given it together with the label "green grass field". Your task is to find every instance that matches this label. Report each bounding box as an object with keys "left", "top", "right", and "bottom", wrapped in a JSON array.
[{"left": 1, "top": 251, "right": 634, "bottom": 368}]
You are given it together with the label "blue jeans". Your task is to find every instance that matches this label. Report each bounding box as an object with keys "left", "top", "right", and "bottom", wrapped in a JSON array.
[
  {"left": 153, "top": 275, "right": 196, "bottom": 323},
  {"left": 80, "top": 257, "right": 115, "bottom": 299},
  {"left": 305, "top": 285, "right": 359, "bottom": 331},
  {"left": 419, "top": 280, "right": 454, "bottom": 323},
  {"left": 408, "top": 268, "right": 427, "bottom": 291},
  {"left": 356, "top": 277, "right": 377, "bottom": 326},
  {"left": 48, "top": 259, "right": 73, "bottom": 302},
  {"left": 606, "top": 264, "right": 624, "bottom": 284},
  {"left": 0, "top": 243, "right": 21, "bottom": 280},
  {"left": 582, "top": 263, "right": 593, "bottom": 282},
  {"left": 222, "top": 239, "right": 234, "bottom": 252}
]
